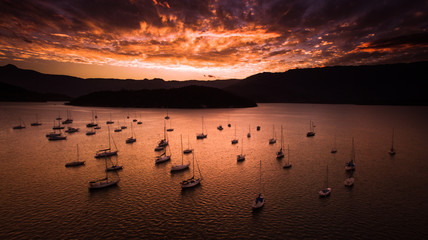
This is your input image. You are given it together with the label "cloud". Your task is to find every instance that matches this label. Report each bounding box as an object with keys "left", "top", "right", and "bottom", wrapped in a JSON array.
[{"left": 0, "top": 0, "right": 427, "bottom": 79}]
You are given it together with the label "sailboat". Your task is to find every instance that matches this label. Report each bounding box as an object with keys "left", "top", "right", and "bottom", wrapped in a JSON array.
[
  {"left": 269, "top": 125, "right": 276, "bottom": 144},
  {"left": 345, "top": 138, "right": 356, "bottom": 171},
  {"left": 166, "top": 119, "right": 174, "bottom": 132},
  {"left": 86, "top": 110, "right": 98, "bottom": 128},
  {"left": 46, "top": 131, "right": 61, "bottom": 138},
  {"left": 65, "top": 126, "right": 79, "bottom": 133},
  {"left": 137, "top": 114, "right": 142, "bottom": 125},
  {"left": 126, "top": 122, "right": 136, "bottom": 143},
  {"left": 48, "top": 132, "right": 66, "bottom": 140},
  {"left": 247, "top": 124, "right": 251, "bottom": 138},
  {"left": 94, "top": 126, "right": 118, "bottom": 158},
  {"left": 65, "top": 144, "right": 85, "bottom": 167},
  {"left": 183, "top": 135, "right": 193, "bottom": 154},
  {"left": 344, "top": 171, "right": 355, "bottom": 187},
  {"left": 306, "top": 120, "right": 315, "bottom": 137},
  {"left": 171, "top": 135, "right": 190, "bottom": 172},
  {"left": 120, "top": 118, "right": 127, "bottom": 129},
  {"left": 106, "top": 156, "right": 123, "bottom": 171},
  {"left": 319, "top": 164, "right": 331, "bottom": 197},
  {"left": 196, "top": 116, "right": 207, "bottom": 139},
  {"left": 48, "top": 126, "right": 66, "bottom": 140},
  {"left": 12, "top": 118, "right": 26, "bottom": 129},
  {"left": 156, "top": 145, "right": 171, "bottom": 164},
  {"left": 331, "top": 136, "right": 337, "bottom": 153},
  {"left": 217, "top": 125, "right": 223, "bottom": 130},
  {"left": 89, "top": 159, "right": 120, "bottom": 189},
  {"left": 276, "top": 125, "right": 284, "bottom": 158},
  {"left": 52, "top": 120, "right": 64, "bottom": 130},
  {"left": 86, "top": 128, "right": 96, "bottom": 135},
  {"left": 30, "top": 114, "right": 42, "bottom": 126},
  {"left": 56, "top": 111, "right": 62, "bottom": 120},
  {"left": 231, "top": 124, "right": 238, "bottom": 144},
  {"left": 114, "top": 121, "right": 122, "bottom": 132},
  {"left": 165, "top": 110, "right": 170, "bottom": 120},
  {"left": 389, "top": 128, "right": 396, "bottom": 155},
  {"left": 62, "top": 109, "right": 73, "bottom": 124},
  {"left": 252, "top": 160, "right": 265, "bottom": 209},
  {"left": 155, "top": 121, "right": 168, "bottom": 151},
  {"left": 106, "top": 113, "right": 114, "bottom": 124},
  {"left": 283, "top": 145, "right": 292, "bottom": 168},
  {"left": 237, "top": 138, "right": 245, "bottom": 161},
  {"left": 180, "top": 152, "right": 202, "bottom": 189}
]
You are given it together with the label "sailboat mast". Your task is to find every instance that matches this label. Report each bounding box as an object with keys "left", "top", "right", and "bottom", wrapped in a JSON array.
[
  {"left": 326, "top": 165, "right": 329, "bottom": 188},
  {"left": 259, "top": 160, "right": 262, "bottom": 192},
  {"left": 281, "top": 125, "right": 284, "bottom": 148},
  {"left": 108, "top": 125, "right": 111, "bottom": 149},
  {"left": 192, "top": 152, "right": 195, "bottom": 178},
  {"left": 351, "top": 137, "right": 355, "bottom": 163},
  {"left": 131, "top": 121, "right": 134, "bottom": 137},
  {"left": 181, "top": 134, "right": 184, "bottom": 164},
  {"left": 104, "top": 158, "right": 109, "bottom": 180},
  {"left": 163, "top": 120, "right": 166, "bottom": 140}
]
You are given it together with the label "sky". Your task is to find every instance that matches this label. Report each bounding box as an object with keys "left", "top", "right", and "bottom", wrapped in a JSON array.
[{"left": 0, "top": 0, "right": 427, "bottom": 80}]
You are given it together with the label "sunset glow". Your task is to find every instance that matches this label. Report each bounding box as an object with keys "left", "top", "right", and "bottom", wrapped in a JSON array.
[{"left": 0, "top": 0, "right": 427, "bottom": 80}]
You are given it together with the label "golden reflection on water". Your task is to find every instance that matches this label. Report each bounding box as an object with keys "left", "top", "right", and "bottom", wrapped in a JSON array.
[{"left": 0, "top": 102, "right": 428, "bottom": 239}]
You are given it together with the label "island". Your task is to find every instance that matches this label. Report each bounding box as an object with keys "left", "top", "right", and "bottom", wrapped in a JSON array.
[{"left": 66, "top": 85, "right": 257, "bottom": 108}]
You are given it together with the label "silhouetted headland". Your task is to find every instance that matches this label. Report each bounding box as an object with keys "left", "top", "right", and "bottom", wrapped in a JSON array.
[
  {"left": 0, "top": 81, "right": 70, "bottom": 102},
  {"left": 66, "top": 85, "right": 257, "bottom": 108}
]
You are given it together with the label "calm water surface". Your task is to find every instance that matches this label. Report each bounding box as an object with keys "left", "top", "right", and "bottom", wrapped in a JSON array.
[{"left": 0, "top": 102, "right": 427, "bottom": 239}]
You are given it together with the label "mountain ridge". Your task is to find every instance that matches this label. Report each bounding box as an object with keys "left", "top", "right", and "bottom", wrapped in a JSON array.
[{"left": 1, "top": 62, "right": 427, "bottom": 105}]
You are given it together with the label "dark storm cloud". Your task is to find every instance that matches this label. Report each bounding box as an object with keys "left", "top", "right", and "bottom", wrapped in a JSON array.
[{"left": 365, "top": 32, "right": 428, "bottom": 49}]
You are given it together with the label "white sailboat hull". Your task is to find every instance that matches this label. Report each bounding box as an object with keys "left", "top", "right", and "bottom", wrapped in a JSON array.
[
  {"left": 171, "top": 163, "right": 190, "bottom": 172},
  {"left": 252, "top": 194, "right": 265, "bottom": 209},
  {"left": 89, "top": 179, "right": 120, "bottom": 189},
  {"left": 94, "top": 150, "right": 118, "bottom": 158},
  {"left": 155, "top": 155, "right": 171, "bottom": 164},
  {"left": 106, "top": 165, "right": 123, "bottom": 171},
  {"left": 283, "top": 163, "right": 292, "bottom": 168},
  {"left": 344, "top": 177, "right": 355, "bottom": 187},
  {"left": 345, "top": 165, "right": 355, "bottom": 171},
  {"left": 181, "top": 178, "right": 201, "bottom": 188},
  {"left": 319, "top": 188, "right": 331, "bottom": 197}
]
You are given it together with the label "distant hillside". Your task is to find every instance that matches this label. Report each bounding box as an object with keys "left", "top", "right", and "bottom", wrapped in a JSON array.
[
  {"left": 0, "top": 64, "right": 239, "bottom": 97},
  {"left": 0, "top": 81, "right": 70, "bottom": 102},
  {"left": 67, "top": 85, "right": 257, "bottom": 108},
  {"left": 225, "top": 62, "right": 428, "bottom": 105},
  {"left": 1, "top": 62, "right": 427, "bottom": 105}
]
